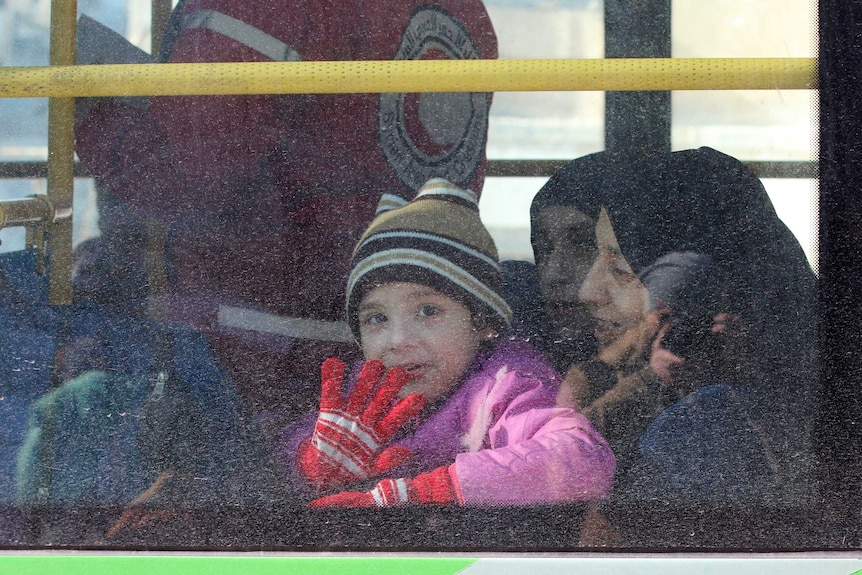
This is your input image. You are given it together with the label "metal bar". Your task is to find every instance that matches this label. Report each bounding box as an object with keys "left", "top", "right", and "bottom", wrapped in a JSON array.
[
  {"left": 0, "top": 159, "right": 818, "bottom": 180},
  {"left": 146, "top": 0, "right": 173, "bottom": 324},
  {"left": 151, "top": 0, "right": 173, "bottom": 56},
  {"left": 0, "top": 58, "right": 817, "bottom": 99},
  {"left": 605, "top": 0, "right": 671, "bottom": 153},
  {"left": 0, "top": 197, "right": 54, "bottom": 228},
  {"left": 0, "top": 162, "right": 89, "bottom": 178},
  {"left": 485, "top": 159, "right": 818, "bottom": 180},
  {"left": 46, "top": 0, "right": 77, "bottom": 306}
]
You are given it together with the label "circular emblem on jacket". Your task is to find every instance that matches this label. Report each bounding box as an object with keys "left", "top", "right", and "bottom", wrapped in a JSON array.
[{"left": 378, "top": 6, "right": 490, "bottom": 191}]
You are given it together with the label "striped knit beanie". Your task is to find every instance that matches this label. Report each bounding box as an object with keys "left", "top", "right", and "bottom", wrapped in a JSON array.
[{"left": 347, "top": 178, "right": 513, "bottom": 339}]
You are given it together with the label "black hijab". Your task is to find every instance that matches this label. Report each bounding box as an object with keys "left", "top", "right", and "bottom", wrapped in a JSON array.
[
  {"left": 531, "top": 148, "right": 819, "bottom": 491},
  {"left": 533, "top": 148, "right": 815, "bottom": 368}
]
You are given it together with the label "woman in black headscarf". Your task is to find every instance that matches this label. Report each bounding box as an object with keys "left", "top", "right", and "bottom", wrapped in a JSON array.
[{"left": 530, "top": 147, "right": 819, "bottom": 508}]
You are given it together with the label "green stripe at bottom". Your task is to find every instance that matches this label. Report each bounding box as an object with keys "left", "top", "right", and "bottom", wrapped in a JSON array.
[{"left": 0, "top": 556, "right": 477, "bottom": 575}]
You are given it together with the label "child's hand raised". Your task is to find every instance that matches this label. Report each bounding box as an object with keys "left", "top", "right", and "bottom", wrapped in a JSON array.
[{"left": 298, "top": 358, "right": 426, "bottom": 491}]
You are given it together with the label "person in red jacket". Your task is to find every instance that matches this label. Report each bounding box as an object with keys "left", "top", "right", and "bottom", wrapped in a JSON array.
[{"left": 75, "top": 1, "right": 498, "bottom": 427}]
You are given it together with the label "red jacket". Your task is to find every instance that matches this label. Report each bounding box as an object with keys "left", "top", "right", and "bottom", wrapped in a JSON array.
[{"left": 75, "top": 1, "right": 497, "bottom": 415}]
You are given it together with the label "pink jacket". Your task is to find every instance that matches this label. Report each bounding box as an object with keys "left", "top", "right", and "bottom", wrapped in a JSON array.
[{"left": 283, "top": 337, "right": 615, "bottom": 506}]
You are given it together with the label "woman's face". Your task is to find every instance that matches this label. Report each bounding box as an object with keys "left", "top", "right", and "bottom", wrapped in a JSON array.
[
  {"left": 534, "top": 206, "right": 596, "bottom": 342},
  {"left": 578, "top": 207, "right": 651, "bottom": 349}
]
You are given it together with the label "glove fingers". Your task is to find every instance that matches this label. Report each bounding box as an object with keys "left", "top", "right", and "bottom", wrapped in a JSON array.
[
  {"left": 410, "top": 465, "right": 458, "bottom": 504},
  {"left": 372, "top": 445, "right": 414, "bottom": 476},
  {"left": 319, "top": 358, "right": 346, "bottom": 410},
  {"left": 377, "top": 392, "right": 426, "bottom": 439},
  {"left": 307, "top": 490, "right": 376, "bottom": 508},
  {"left": 344, "top": 360, "right": 386, "bottom": 414},
  {"left": 362, "top": 366, "right": 410, "bottom": 426}
]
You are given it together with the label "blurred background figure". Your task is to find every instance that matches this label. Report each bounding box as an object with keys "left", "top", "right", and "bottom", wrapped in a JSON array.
[
  {"left": 6, "top": 187, "right": 284, "bottom": 543},
  {"left": 74, "top": 0, "right": 499, "bottom": 430},
  {"left": 529, "top": 172, "right": 600, "bottom": 374}
]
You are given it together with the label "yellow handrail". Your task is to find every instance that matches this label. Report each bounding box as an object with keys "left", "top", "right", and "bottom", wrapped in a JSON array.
[
  {"left": 0, "top": 57, "right": 816, "bottom": 99},
  {"left": 44, "top": 0, "right": 76, "bottom": 305},
  {"left": 0, "top": 196, "right": 55, "bottom": 229},
  {"left": 0, "top": 53, "right": 818, "bottom": 306}
]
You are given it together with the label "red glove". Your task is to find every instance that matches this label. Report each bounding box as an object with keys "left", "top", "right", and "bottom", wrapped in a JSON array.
[
  {"left": 298, "top": 358, "right": 426, "bottom": 490},
  {"left": 307, "top": 465, "right": 462, "bottom": 508}
]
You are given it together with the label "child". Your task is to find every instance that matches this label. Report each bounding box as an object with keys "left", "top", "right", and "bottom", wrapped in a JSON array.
[{"left": 282, "top": 178, "right": 614, "bottom": 507}]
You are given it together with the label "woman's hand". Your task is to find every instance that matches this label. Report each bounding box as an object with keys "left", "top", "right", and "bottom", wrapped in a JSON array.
[
  {"left": 581, "top": 369, "right": 649, "bottom": 429},
  {"left": 648, "top": 319, "right": 686, "bottom": 383},
  {"left": 557, "top": 364, "right": 590, "bottom": 409},
  {"left": 596, "top": 309, "right": 665, "bottom": 369},
  {"left": 557, "top": 311, "right": 663, "bottom": 420},
  {"left": 573, "top": 308, "right": 680, "bottom": 428},
  {"left": 648, "top": 311, "right": 744, "bottom": 389}
]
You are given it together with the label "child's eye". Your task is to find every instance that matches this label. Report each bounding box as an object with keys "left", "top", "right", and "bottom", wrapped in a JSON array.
[
  {"left": 361, "top": 312, "right": 387, "bottom": 326},
  {"left": 417, "top": 305, "right": 440, "bottom": 318}
]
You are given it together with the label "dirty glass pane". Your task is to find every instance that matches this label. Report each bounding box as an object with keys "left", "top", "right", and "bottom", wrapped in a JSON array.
[{"left": 0, "top": 0, "right": 847, "bottom": 554}]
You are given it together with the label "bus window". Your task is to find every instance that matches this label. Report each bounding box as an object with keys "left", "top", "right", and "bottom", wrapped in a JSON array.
[{"left": 0, "top": 0, "right": 851, "bottom": 554}]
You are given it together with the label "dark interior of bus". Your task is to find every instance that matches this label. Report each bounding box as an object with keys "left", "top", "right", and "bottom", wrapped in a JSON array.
[{"left": 0, "top": 0, "right": 859, "bottom": 553}]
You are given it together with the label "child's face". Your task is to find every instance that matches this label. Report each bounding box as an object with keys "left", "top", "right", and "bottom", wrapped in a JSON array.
[{"left": 358, "top": 282, "right": 493, "bottom": 403}]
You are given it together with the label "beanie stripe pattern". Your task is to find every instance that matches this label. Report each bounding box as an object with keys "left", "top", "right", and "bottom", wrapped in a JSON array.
[
  {"left": 375, "top": 193, "right": 409, "bottom": 215},
  {"left": 347, "top": 178, "right": 513, "bottom": 338}
]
